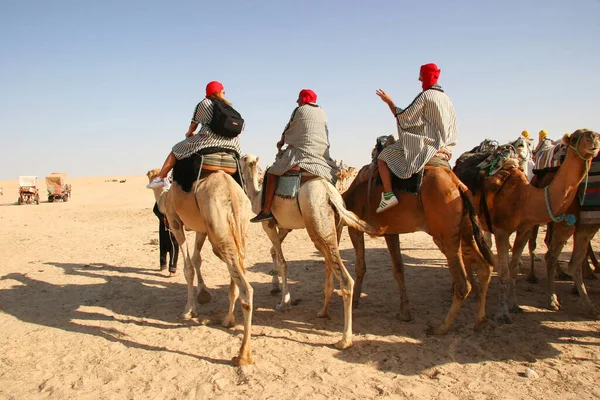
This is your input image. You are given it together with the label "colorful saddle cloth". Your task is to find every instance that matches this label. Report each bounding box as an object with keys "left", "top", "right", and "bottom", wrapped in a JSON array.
[
  {"left": 579, "top": 156, "right": 600, "bottom": 224},
  {"left": 533, "top": 142, "right": 566, "bottom": 173}
]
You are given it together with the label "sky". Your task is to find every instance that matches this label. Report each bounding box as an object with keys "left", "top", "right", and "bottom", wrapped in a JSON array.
[{"left": 1, "top": 0, "right": 599, "bottom": 180}]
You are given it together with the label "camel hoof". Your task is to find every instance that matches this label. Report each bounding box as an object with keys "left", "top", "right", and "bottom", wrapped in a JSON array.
[
  {"left": 196, "top": 290, "right": 212, "bottom": 304},
  {"left": 222, "top": 315, "right": 236, "bottom": 328},
  {"left": 232, "top": 355, "right": 253, "bottom": 366},
  {"left": 270, "top": 287, "right": 282, "bottom": 295},
  {"left": 425, "top": 324, "right": 449, "bottom": 336},
  {"left": 317, "top": 309, "right": 330, "bottom": 319},
  {"left": 180, "top": 311, "right": 197, "bottom": 320},
  {"left": 275, "top": 302, "right": 291, "bottom": 311},
  {"left": 169, "top": 272, "right": 176, "bottom": 277},
  {"left": 473, "top": 318, "right": 491, "bottom": 332},
  {"left": 494, "top": 313, "right": 513, "bottom": 324},
  {"left": 396, "top": 311, "right": 414, "bottom": 322},
  {"left": 526, "top": 274, "right": 539, "bottom": 284},
  {"left": 548, "top": 299, "right": 562, "bottom": 311},
  {"left": 509, "top": 305, "right": 524, "bottom": 314},
  {"left": 334, "top": 339, "right": 352, "bottom": 350}
]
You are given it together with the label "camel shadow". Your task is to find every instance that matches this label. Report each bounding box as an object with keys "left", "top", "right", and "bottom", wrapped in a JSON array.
[{"left": 2, "top": 255, "right": 597, "bottom": 375}]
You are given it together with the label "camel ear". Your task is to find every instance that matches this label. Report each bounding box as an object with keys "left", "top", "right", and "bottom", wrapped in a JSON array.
[
  {"left": 256, "top": 156, "right": 259, "bottom": 163},
  {"left": 562, "top": 133, "right": 572, "bottom": 145}
]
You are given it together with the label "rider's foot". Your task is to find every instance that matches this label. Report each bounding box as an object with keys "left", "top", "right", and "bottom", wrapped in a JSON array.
[
  {"left": 250, "top": 211, "right": 274, "bottom": 223},
  {"left": 147, "top": 177, "right": 170, "bottom": 189},
  {"left": 376, "top": 192, "right": 398, "bottom": 213}
]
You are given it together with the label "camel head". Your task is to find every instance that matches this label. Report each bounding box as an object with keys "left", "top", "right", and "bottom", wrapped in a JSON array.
[
  {"left": 146, "top": 168, "right": 161, "bottom": 182},
  {"left": 509, "top": 136, "right": 532, "bottom": 167},
  {"left": 563, "top": 129, "right": 600, "bottom": 160},
  {"left": 240, "top": 154, "right": 260, "bottom": 182}
]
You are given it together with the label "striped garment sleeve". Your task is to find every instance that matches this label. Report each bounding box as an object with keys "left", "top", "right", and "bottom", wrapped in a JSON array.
[
  {"left": 191, "top": 99, "right": 212, "bottom": 124},
  {"left": 396, "top": 94, "right": 425, "bottom": 129},
  {"left": 282, "top": 107, "right": 299, "bottom": 136}
]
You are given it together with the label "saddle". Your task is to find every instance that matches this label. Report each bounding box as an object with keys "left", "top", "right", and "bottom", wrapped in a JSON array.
[
  {"left": 274, "top": 166, "right": 320, "bottom": 199},
  {"left": 172, "top": 149, "right": 244, "bottom": 193}
]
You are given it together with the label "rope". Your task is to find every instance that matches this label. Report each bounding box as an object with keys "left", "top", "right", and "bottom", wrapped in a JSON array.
[{"left": 544, "top": 186, "right": 576, "bottom": 226}]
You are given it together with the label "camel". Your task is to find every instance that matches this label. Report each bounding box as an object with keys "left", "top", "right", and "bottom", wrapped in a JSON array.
[
  {"left": 342, "top": 158, "right": 495, "bottom": 335},
  {"left": 453, "top": 129, "right": 600, "bottom": 323},
  {"left": 240, "top": 154, "right": 383, "bottom": 350},
  {"left": 525, "top": 168, "right": 600, "bottom": 318},
  {"left": 336, "top": 166, "right": 358, "bottom": 193},
  {"left": 147, "top": 165, "right": 254, "bottom": 366}
]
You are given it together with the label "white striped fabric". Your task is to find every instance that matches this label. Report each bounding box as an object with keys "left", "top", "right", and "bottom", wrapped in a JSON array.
[
  {"left": 268, "top": 103, "right": 338, "bottom": 183},
  {"left": 378, "top": 85, "right": 458, "bottom": 179},
  {"left": 171, "top": 98, "right": 242, "bottom": 159}
]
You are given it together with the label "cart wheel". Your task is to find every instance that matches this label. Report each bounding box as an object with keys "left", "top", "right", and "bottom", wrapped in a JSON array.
[
  {"left": 48, "top": 196, "right": 54, "bottom": 202},
  {"left": 63, "top": 194, "right": 69, "bottom": 202},
  {"left": 17, "top": 197, "right": 22, "bottom": 205}
]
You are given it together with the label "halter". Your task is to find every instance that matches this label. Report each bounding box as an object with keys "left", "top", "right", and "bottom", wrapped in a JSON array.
[{"left": 568, "top": 133, "right": 591, "bottom": 206}]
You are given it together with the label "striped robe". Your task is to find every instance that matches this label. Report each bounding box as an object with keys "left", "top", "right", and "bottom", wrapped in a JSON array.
[
  {"left": 379, "top": 85, "right": 458, "bottom": 179},
  {"left": 268, "top": 103, "right": 338, "bottom": 183},
  {"left": 171, "top": 98, "right": 242, "bottom": 160}
]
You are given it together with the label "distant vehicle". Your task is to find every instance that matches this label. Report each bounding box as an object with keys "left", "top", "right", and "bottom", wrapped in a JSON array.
[
  {"left": 18, "top": 176, "right": 39, "bottom": 205},
  {"left": 46, "top": 173, "right": 71, "bottom": 202}
]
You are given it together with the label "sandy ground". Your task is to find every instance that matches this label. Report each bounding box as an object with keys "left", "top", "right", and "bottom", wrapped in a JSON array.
[{"left": 0, "top": 176, "right": 599, "bottom": 400}]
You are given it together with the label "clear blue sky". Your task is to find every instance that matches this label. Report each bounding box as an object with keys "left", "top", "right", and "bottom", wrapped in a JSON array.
[{"left": 1, "top": 0, "right": 599, "bottom": 179}]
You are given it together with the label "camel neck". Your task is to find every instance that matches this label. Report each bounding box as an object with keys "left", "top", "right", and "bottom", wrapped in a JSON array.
[{"left": 545, "top": 150, "right": 589, "bottom": 217}]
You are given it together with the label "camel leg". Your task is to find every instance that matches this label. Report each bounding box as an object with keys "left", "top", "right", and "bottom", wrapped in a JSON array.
[
  {"left": 428, "top": 237, "right": 471, "bottom": 335},
  {"left": 317, "top": 264, "right": 334, "bottom": 318},
  {"left": 262, "top": 223, "right": 291, "bottom": 310},
  {"left": 228, "top": 261, "right": 254, "bottom": 366},
  {"left": 483, "top": 231, "right": 493, "bottom": 249},
  {"left": 348, "top": 227, "right": 366, "bottom": 307},
  {"left": 526, "top": 225, "right": 540, "bottom": 284},
  {"left": 163, "top": 215, "right": 198, "bottom": 319},
  {"left": 268, "top": 227, "right": 290, "bottom": 294},
  {"left": 222, "top": 278, "right": 239, "bottom": 328},
  {"left": 588, "top": 242, "right": 600, "bottom": 272},
  {"left": 427, "top": 245, "right": 471, "bottom": 335},
  {"left": 305, "top": 208, "right": 354, "bottom": 349},
  {"left": 494, "top": 229, "right": 513, "bottom": 323},
  {"left": 461, "top": 234, "right": 492, "bottom": 331},
  {"left": 545, "top": 223, "right": 571, "bottom": 311},
  {"left": 569, "top": 226, "right": 600, "bottom": 319},
  {"left": 191, "top": 233, "right": 211, "bottom": 304},
  {"left": 385, "top": 234, "right": 413, "bottom": 322},
  {"left": 507, "top": 228, "right": 530, "bottom": 314}
]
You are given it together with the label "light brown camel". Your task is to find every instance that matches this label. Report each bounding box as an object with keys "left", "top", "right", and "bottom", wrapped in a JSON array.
[
  {"left": 240, "top": 154, "right": 383, "bottom": 350},
  {"left": 147, "top": 167, "right": 255, "bottom": 365},
  {"left": 526, "top": 169, "right": 600, "bottom": 318},
  {"left": 453, "top": 129, "right": 600, "bottom": 323},
  {"left": 342, "top": 163, "right": 495, "bottom": 335}
]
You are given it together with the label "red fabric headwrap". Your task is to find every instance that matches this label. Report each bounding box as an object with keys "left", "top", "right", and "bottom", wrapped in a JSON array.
[
  {"left": 205, "top": 81, "right": 224, "bottom": 97},
  {"left": 299, "top": 89, "right": 317, "bottom": 105},
  {"left": 420, "top": 63, "right": 441, "bottom": 91}
]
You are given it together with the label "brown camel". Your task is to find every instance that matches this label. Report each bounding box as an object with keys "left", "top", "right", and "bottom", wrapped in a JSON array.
[
  {"left": 526, "top": 169, "right": 600, "bottom": 318},
  {"left": 342, "top": 163, "right": 495, "bottom": 335},
  {"left": 453, "top": 129, "right": 600, "bottom": 323},
  {"left": 147, "top": 166, "right": 254, "bottom": 366},
  {"left": 240, "top": 154, "right": 383, "bottom": 349}
]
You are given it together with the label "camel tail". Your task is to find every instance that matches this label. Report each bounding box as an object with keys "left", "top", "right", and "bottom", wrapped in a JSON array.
[
  {"left": 326, "top": 183, "right": 385, "bottom": 236},
  {"left": 219, "top": 175, "right": 247, "bottom": 271},
  {"left": 459, "top": 184, "right": 494, "bottom": 266}
]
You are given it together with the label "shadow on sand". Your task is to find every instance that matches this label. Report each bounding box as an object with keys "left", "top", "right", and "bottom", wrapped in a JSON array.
[{"left": 0, "top": 247, "right": 598, "bottom": 374}]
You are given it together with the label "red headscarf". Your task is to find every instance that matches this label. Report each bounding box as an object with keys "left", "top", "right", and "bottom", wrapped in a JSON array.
[
  {"left": 205, "top": 81, "right": 224, "bottom": 97},
  {"left": 299, "top": 89, "right": 317, "bottom": 105},
  {"left": 419, "top": 63, "right": 441, "bottom": 91}
]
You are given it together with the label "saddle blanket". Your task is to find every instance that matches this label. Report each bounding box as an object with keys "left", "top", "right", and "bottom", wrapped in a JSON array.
[
  {"left": 579, "top": 157, "right": 600, "bottom": 224},
  {"left": 172, "top": 150, "right": 242, "bottom": 193},
  {"left": 533, "top": 143, "right": 566, "bottom": 172}
]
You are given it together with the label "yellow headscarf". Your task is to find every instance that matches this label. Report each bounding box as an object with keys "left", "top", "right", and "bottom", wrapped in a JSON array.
[
  {"left": 521, "top": 130, "right": 530, "bottom": 140},
  {"left": 538, "top": 129, "right": 548, "bottom": 142}
]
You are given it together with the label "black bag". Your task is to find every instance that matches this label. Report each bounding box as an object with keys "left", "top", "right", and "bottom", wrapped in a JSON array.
[{"left": 209, "top": 99, "right": 244, "bottom": 138}]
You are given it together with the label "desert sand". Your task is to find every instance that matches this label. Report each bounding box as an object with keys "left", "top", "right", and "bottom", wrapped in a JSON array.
[{"left": 0, "top": 175, "right": 598, "bottom": 400}]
